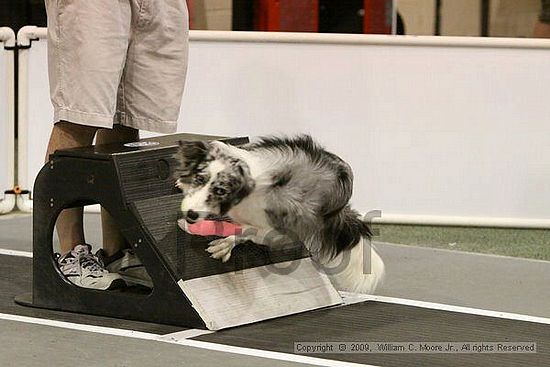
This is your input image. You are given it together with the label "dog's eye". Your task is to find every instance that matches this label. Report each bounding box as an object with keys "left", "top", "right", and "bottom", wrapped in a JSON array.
[
  {"left": 193, "top": 175, "right": 207, "bottom": 185},
  {"left": 213, "top": 187, "right": 227, "bottom": 196}
]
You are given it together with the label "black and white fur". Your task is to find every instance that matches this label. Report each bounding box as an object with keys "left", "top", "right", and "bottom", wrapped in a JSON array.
[{"left": 174, "top": 135, "right": 384, "bottom": 293}]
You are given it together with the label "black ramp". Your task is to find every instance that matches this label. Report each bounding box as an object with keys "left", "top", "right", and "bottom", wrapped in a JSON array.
[
  {"left": 194, "top": 301, "right": 550, "bottom": 367},
  {"left": 130, "top": 194, "right": 310, "bottom": 281},
  {"left": 24, "top": 133, "right": 253, "bottom": 328},
  {"left": 24, "top": 132, "right": 340, "bottom": 330},
  {"left": 1, "top": 255, "right": 184, "bottom": 334}
]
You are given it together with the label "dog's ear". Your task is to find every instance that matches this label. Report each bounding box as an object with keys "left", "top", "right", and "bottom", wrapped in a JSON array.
[
  {"left": 174, "top": 140, "right": 211, "bottom": 177},
  {"left": 231, "top": 163, "right": 255, "bottom": 206}
]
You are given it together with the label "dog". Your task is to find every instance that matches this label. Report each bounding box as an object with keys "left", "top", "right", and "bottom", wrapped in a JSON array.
[{"left": 174, "top": 135, "right": 385, "bottom": 293}]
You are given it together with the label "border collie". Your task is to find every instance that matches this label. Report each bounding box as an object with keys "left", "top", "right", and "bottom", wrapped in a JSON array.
[{"left": 174, "top": 135, "right": 385, "bottom": 293}]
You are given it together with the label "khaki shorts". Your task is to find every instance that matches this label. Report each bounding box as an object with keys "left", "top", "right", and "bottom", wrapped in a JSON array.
[{"left": 45, "top": 0, "right": 189, "bottom": 133}]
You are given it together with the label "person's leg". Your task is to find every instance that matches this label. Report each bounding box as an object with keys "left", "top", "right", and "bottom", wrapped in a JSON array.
[
  {"left": 120, "top": 0, "right": 189, "bottom": 134},
  {"left": 95, "top": 125, "right": 139, "bottom": 256},
  {"left": 45, "top": 0, "right": 131, "bottom": 253},
  {"left": 44, "top": 0, "right": 134, "bottom": 289},
  {"left": 45, "top": 121, "right": 97, "bottom": 254}
]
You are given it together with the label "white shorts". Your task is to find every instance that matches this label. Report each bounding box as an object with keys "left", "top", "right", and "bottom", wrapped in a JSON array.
[{"left": 45, "top": 0, "right": 189, "bottom": 133}]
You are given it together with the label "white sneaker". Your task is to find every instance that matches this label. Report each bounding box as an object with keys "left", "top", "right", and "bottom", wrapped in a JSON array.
[
  {"left": 97, "top": 249, "right": 153, "bottom": 288},
  {"left": 56, "top": 244, "right": 126, "bottom": 290}
]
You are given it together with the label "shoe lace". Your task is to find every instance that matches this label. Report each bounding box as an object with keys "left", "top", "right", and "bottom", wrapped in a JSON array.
[
  {"left": 57, "top": 252, "right": 74, "bottom": 263},
  {"left": 79, "top": 254, "right": 105, "bottom": 273},
  {"left": 57, "top": 252, "right": 78, "bottom": 265}
]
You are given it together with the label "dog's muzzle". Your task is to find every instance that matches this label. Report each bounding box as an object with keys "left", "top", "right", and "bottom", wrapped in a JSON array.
[{"left": 182, "top": 209, "right": 200, "bottom": 224}]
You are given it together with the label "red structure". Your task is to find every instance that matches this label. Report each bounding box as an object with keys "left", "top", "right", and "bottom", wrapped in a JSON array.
[
  {"left": 363, "top": 0, "right": 393, "bottom": 34},
  {"left": 255, "top": 0, "right": 319, "bottom": 32},
  {"left": 252, "top": 0, "right": 392, "bottom": 34}
]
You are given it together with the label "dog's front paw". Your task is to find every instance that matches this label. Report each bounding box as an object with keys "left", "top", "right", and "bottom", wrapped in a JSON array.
[{"left": 206, "top": 236, "right": 237, "bottom": 263}]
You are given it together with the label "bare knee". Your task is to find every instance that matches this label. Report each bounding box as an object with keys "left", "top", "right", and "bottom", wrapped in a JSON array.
[
  {"left": 46, "top": 121, "right": 98, "bottom": 161},
  {"left": 55, "top": 121, "right": 98, "bottom": 142},
  {"left": 96, "top": 124, "right": 139, "bottom": 145}
]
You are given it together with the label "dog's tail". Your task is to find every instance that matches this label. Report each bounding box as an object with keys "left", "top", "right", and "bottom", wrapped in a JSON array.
[
  {"left": 316, "top": 206, "right": 385, "bottom": 293},
  {"left": 321, "top": 239, "right": 385, "bottom": 294},
  {"left": 318, "top": 205, "right": 372, "bottom": 258}
]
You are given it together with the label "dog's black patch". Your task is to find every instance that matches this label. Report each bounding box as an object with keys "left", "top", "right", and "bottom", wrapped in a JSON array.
[
  {"left": 173, "top": 140, "right": 212, "bottom": 182},
  {"left": 246, "top": 135, "right": 351, "bottom": 179},
  {"left": 271, "top": 169, "right": 292, "bottom": 188},
  {"left": 200, "top": 165, "right": 256, "bottom": 216},
  {"left": 322, "top": 205, "right": 372, "bottom": 258},
  {"left": 337, "top": 166, "right": 350, "bottom": 182},
  {"left": 264, "top": 208, "right": 288, "bottom": 227},
  {"left": 246, "top": 135, "right": 321, "bottom": 161}
]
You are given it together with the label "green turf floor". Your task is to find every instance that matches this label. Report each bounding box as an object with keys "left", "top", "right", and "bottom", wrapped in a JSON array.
[{"left": 374, "top": 224, "right": 550, "bottom": 261}]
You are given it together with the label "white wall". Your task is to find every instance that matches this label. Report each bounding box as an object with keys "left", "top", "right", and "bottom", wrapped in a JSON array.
[{"left": 19, "top": 30, "right": 550, "bottom": 226}]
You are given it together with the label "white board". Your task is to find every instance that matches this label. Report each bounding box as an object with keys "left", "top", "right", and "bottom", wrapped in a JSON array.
[
  {"left": 0, "top": 30, "right": 14, "bottom": 195},
  {"left": 22, "top": 39, "right": 50, "bottom": 191},
  {"left": 19, "top": 29, "right": 550, "bottom": 225},
  {"left": 179, "top": 258, "right": 342, "bottom": 330}
]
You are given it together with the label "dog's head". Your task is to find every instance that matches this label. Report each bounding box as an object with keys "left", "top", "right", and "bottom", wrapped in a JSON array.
[{"left": 174, "top": 140, "right": 255, "bottom": 223}]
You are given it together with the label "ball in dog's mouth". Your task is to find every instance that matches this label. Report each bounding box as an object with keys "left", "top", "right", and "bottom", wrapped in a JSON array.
[{"left": 177, "top": 219, "right": 242, "bottom": 237}]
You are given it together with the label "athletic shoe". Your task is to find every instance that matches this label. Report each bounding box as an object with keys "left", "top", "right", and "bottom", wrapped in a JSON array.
[
  {"left": 56, "top": 244, "right": 126, "bottom": 290},
  {"left": 97, "top": 248, "right": 153, "bottom": 288}
]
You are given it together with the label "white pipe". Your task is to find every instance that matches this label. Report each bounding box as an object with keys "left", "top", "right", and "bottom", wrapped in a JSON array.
[
  {"left": 0, "top": 193, "right": 16, "bottom": 214},
  {"left": 188, "top": 30, "right": 550, "bottom": 49},
  {"left": 1, "top": 28, "right": 16, "bottom": 214},
  {"left": 0, "top": 27, "right": 16, "bottom": 48},
  {"left": 372, "top": 214, "right": 550, "bottom": 229},
  {"left": 16, "top": 192, "right": 33, "bottom": 212},
  {"left": 28, "top": 27, "right": 550, "bottom": 49},
  {"left": 17, "top": 25, "right": 43, "bottom": 47}
]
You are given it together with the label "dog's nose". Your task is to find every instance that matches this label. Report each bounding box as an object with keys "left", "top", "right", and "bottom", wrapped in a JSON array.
[{"left": 186, "top": 209, "right": 199, "bottom": 223}]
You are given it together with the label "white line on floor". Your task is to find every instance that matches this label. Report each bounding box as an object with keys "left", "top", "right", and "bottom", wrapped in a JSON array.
[
  {"left": 0, "top": 312, "right": 159, "bottom": 340},
  {"left": 160, "top": 328, "right": 214, "bottom": 340},
  {"left": 374, "top": 241, "right": 550, "bottom": 265},
  {"left": 363, "top": 294, "right": 550, "bottom": 325},
  {"left": 0, "top": 248, "right": 33, "bottom": 258},
  {"left": 1, "top": 246, "right": 549, "bottom": 324},
  {"left": 0, "top": 312, "right": 376, "bottom": 367}
]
